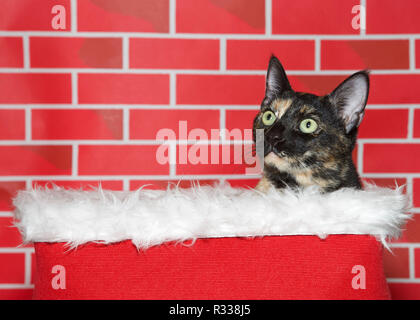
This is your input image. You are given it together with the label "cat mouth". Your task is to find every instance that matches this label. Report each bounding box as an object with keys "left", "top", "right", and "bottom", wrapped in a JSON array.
[
  {"left": 264, "top": 143, "right": 287, "bottom": 158},
  {"left": 265, "top": 146, "right": 287, "bottom": 158}
]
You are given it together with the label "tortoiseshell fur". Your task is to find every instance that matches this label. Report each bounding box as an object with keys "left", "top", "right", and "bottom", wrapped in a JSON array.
[{"left": 253, "top": 56, "right": 369, "bottom": 193}]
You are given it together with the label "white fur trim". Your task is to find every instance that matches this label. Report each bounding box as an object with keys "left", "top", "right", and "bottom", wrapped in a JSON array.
[{"left": 13, "top": 184, "right": 410, "bottom": 249}]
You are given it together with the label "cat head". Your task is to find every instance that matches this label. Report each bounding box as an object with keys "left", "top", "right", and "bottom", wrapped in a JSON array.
[{"left": 253, "top": 55, "right": 369, "bottom": 191}]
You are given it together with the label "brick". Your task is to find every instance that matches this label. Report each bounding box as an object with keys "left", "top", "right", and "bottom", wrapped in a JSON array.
[
  {"left": 289, "top": 75, "right": 346, "bottom": 96},
  {"left": 226, "top": 179, "right": 259, "bottom": 188},
  {"left": 78, "top": 74, "right": 169, "bottom": 104},
  {"left": 416, "top": 249, "right": 420, "bottom": 278},
  {"left": 33, "top": 180, "right": 123, "bottom": 191},
  {"left": 0, "top": 253, "right": 25, "bottom": 283},
  {"left": 30, "top": 37, "right": 122, "bottom": 68},
  {"left": 130, "top": 38, "right": 219, "bottom": 69},
  {"left": 367, "top": 0, "right": 420, "bottom": 34},
  {"left": 32, "top": 109, "right": 123, "bottom": 140},
  {"left": 383, "top": 248, "right": 410, "bottom": 278},
  {"left": 0, "top": 0, "right": 71, "bottom": 31},
  {"left": 31, "top": 252, "right": 35, "bottom": 285},
  {"left": 0, "top": 146, "right": 72, "bottom": 175},
  {"left": 0, "top": 289, "right": 33, "bottom": 300},
  {"left": 0, "top": 74, "right": 71, "bottom": 104},
  {"left": 391, "top": 213, "right": 420, "bottom": 244},
  {"left": 177, "top": 0, "right": 265, "bottom": 34},
  {"left": 289, "top": 75, "right": 420, "bottom": 104},
  {"left": 352, "top": 144, "right": 358, "bottom": 170},
  {"left": 272, "top": 0, "right": 357, "bottom": 35},
  {"left": 227, "top": 40, "right": 314, "bottom": 70},
  {"left": 0, "top": 181, "right": 26, "bottom": 211},
  {"left": 413, "top": 109, "right": 420, "bottom": 138},
  {"left": 364, "top": 144, "right": 420, "bottom": 173},
  {"left": 130, "top": 109, "right": 220, "bottom": 139},
  {"left": 78, "top": 0, "right": 168, "bottom": 32},
  {"left": 388, "top": 283, "right": 420, "bottom": 300},
  {"left": 413, "top": 179, "right": 420, "bottom": 208},
  {"left": 176, "top": 144, "right": 258, "bottom": 175},
  {"left": 368, "top": 75, "right": 420, "bottom": 104},
  {"left": 321, "top": 40, "right": 409, "bottom": 70},
  {"left": 0, "top": 109, "right": 25, "bottom": 140},
  {"left": 78, "top": 145, "right": 169, "bottom": 175},
  {"left": 0, "top": 37, "right": 23, "bottom": 67},
  {"left": 358, "top": 109, "right": 408, "bottom": 139},
  {"left": 416, "top": 40, "right": 420, "bottom": 69},
  {"left": 225, "top": 110, "right": 258, "bottom": 141},
  {"left": 177, "top": 75, "right": 265, "bottom": 105},
  {"left": 0, "top": 217, "right": 23, "bottom": 247},
  {"left": 130, "top": 179, "right": 218, "bottom": 190}
]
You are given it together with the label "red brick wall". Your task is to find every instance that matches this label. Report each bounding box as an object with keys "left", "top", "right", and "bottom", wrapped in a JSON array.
[{"left": 0, "top": 0, "right": 419, "bottom": 300}]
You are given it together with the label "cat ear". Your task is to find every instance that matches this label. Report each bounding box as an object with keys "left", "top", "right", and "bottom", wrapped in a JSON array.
[
  {"left": 263, "top": 56, "right": 292, "bottom": 105},
  {"left": 328, "top": 71, "right": 369, "bottom": 133}
]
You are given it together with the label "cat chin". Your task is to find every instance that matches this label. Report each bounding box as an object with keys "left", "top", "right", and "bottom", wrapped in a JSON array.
[{"left": 264, "top": 152, "right": 290, "bottom": 171}]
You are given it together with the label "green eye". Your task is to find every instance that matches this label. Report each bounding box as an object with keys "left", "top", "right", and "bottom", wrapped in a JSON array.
[
  {"left": 262, "top": 110, "right": 276, "bottom": 126},
  {"left": 299, "top": 119, "right": 318, "bottom": 133}
]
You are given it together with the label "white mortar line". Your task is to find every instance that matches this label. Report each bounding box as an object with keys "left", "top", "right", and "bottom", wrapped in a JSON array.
[
  {"left": 220, "top": 37, "right": 226, "bottom": 71},
  {"left": 71, "top": 72, "right": 78, "bottom": 104},
  {"left": 24, "top": 251, "right": 32, "bottom": 285},
  {"left": 0, "top": 284, "right": 35, "bottom": 289},
  {"left": 2, "top": 68, "right": 420, "bottom": 75},
  {"left": 362, "top": 173, "right": 420, "bottom": 178},
  {"left": 71, "top": 0, "right": 77, "bottom": 32},
  {"left": 219, "top": 108, "right": 226, "bottom": 141},
  {"left": 315, "top": 38, "right": 321, "bottom": 71},
  {"left": 0, "top": 174, "right": 262, "bottom": 181},
  {"left": 26, "top": 178, "right": 32, "bottom": 189},
  {"left": 169, "top": 0, "right": 176, "bottom": 34},
  {"left": 72, "top": 144, "right": 78, "bottom": 176},
  {"left": 25, "top": 107, "right": 31, "bottom": 142},
  {"left": 0, "top": 104, "right": 416, "bottom": 110},
  {"left": 169, "top": 141, "right": 177, "bottom": 177},
  {"left": 410, "top": 37, "right": 416, "bottom": 71},
  {"left": 2, "top": 31, "right": 420, "bottom": 40},
  {"left": 389, "top": 243, "right": 420, "bottom": 249},
  {"left": 358, "top": 138, "right": 420, "bottom": 143},
  {"left": 122, "top": 36, "right": 129, "bottom": 70},
  {"left": 386, "top": 279, "right": 420, "bottom": 283},
  {"left": 408, "top": 107, "right": 415, "bottom": 139},
  {"left": 170, "top": 73, "right": 176, "bottom": 106},
  {"left": 265, "top": 0, "right": 272, "bottom": 36},
  {"left": 366, "top": 104, "right": 420, "bottom": 110},
  {"left": 409, "top": 246, "right": 416, "bottom": 279},
  {"left": 0, "top": 104, "right": 262, "bottom": 110},
  {"left": 0, "top": 247, "right": 34, "bottom": 253},
  {"left": 0, "top": 212, "right": 13, "bottom": 217},
  {"left": 123, "top": 108, "right": 129, "bottom": 141},
  {"left": 22, "top": 35, "right": 30, "bottom": 69},
  {"left": 122, "top": 179, "right": 129, "bottom": 191},
  {"left": 407, "top": 176, "right": 414, "bottom": 209},
  {"left": 0, "top": 138, "right": 419, "bottom": 145},
  {"left": 360, "top": 0, "right": 366, "bottom": 35}
]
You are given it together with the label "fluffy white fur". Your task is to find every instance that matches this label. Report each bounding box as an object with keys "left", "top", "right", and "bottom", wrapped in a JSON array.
[{"left": 13, "top": 183, "right": 410, "bottom": 249}]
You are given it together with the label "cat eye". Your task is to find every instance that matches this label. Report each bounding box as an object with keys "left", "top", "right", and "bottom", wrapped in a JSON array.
[
  {"left": 262, "top": 110, "right": 276, "bottom": 126},
  {"left": 299, "top": 119, "right": 318, "bottom": 133}
]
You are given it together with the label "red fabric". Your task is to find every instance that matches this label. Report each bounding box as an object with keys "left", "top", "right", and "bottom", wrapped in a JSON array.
[{"left": 32, "top": 235, "right": 390, "bottom": 300}]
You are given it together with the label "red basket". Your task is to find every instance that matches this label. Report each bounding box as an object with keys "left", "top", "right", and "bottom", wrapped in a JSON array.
[{"left": 32, "top": 235, "right": 389, "bottom": 300}]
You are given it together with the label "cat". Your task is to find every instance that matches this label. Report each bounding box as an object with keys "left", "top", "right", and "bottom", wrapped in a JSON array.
[{"left": 253, "top": 55, "right": 369, "bottom": 193}]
